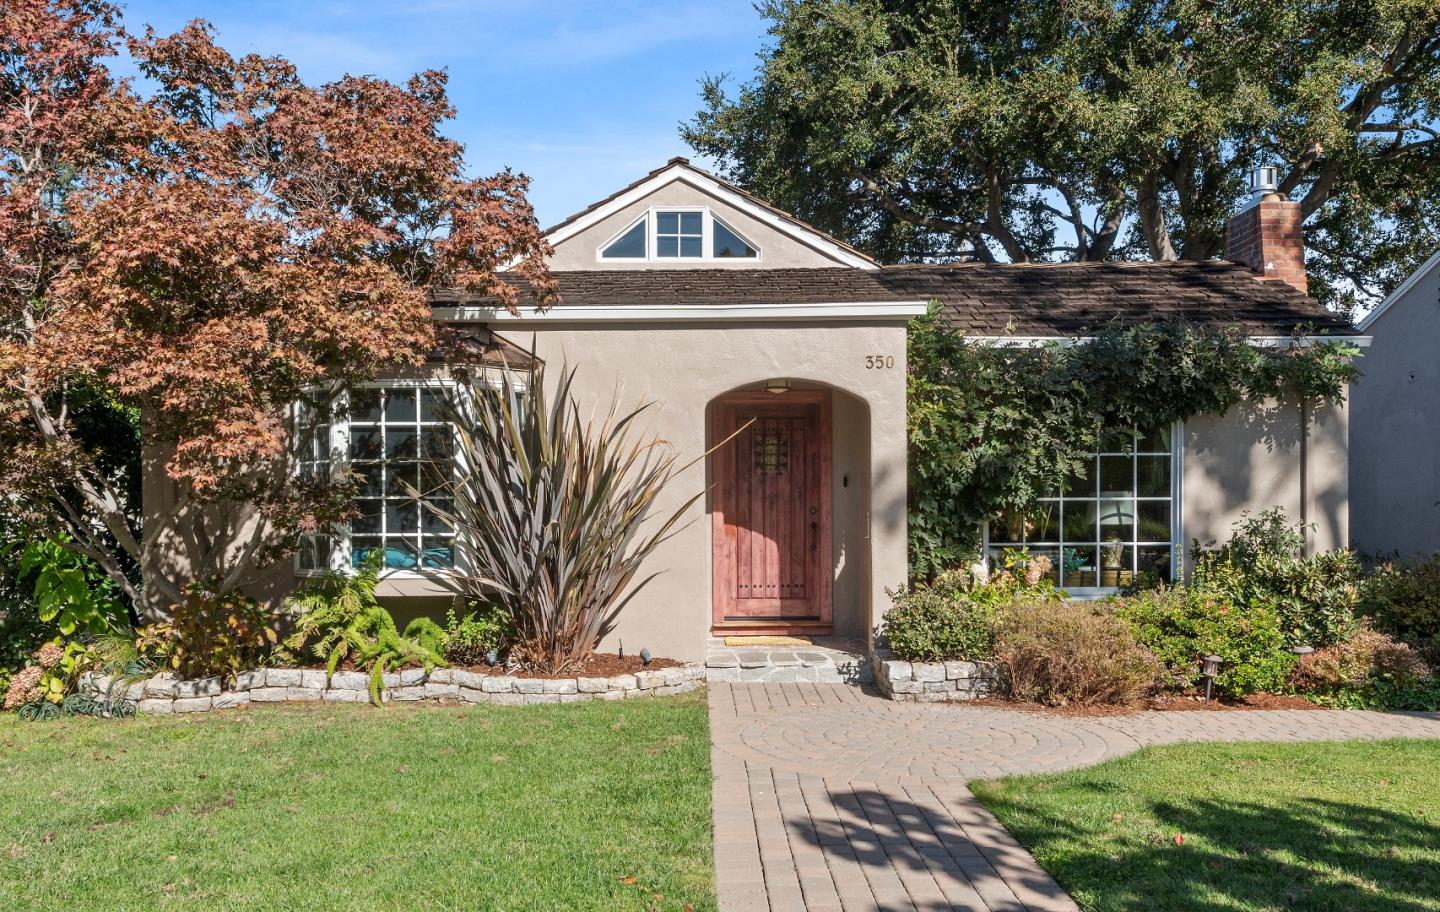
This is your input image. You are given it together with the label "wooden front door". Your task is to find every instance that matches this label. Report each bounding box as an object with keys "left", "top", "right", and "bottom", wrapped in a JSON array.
[{"left": 712, "top": 392, "right": 832, "bottom": 632}]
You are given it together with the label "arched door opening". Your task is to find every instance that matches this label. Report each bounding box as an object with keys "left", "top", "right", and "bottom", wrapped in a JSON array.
[{"left": 710, "top": 388, "right": 837, "bottom": 635}]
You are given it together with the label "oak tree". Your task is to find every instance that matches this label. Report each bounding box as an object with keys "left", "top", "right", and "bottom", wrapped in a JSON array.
[{"left": 685, "top": 0, "right": 1440, "bottom": 312}]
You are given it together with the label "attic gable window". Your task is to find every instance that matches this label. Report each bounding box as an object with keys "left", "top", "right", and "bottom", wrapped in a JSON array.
[
  {"left": 600, "top": 218, "right": 646, "bottom": 258},
  {"left": 656, "top": 211, "right": 702, "bottom": 257},
  {"left": 713, "top": 217, "right": 757, "bottom": 258},
  {"left": 597, "top": 208, "right": 760, "bottom": 262}
]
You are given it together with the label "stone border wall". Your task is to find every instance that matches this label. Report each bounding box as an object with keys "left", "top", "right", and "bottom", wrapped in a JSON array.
[
  {"left": 872, "top": 655, "right": 1002, "bottom": 702},
  {"left": 91, "top": 665, "right": 706, "bottom": 714}
]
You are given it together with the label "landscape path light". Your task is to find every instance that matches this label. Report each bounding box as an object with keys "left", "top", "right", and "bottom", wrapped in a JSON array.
[{"left": 1201, "top": 655, "right": 1224, "bottom": 703}]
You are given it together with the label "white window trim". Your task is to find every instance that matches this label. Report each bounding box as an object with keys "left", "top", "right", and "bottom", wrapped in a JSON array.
[
  {"left": 595, "top": 205, "right": 763, "bottom": 264},
  {"left": 981, "top": 420, "right": 1184, "bottom": 597},
  {"left": 294, "top": 378, "right": 465, "bottom": 581}
]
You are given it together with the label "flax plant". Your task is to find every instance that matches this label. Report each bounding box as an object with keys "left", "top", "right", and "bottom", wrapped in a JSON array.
[{"left": 416, "top": 366, "right": 704, "bottom": 674}]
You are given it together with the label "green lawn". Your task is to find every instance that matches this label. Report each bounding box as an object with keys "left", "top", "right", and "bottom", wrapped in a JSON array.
[
  {"left": 0, "top": 692, "right": 714, "bottom": 912},
  {"left": 972, "top": 739, "right": 1440, "bottom": 912}
]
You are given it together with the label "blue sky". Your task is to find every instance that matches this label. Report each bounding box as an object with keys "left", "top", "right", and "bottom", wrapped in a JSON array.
[{"left": 118, "top": 1, "right": 768, "bottom": 227}]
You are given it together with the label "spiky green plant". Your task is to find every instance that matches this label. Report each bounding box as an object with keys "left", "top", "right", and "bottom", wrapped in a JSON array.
[
  {"left": 284, "top": 551, "right": 445, "bottom": 704},
  {"left": 417, "top": 365, "right": 702, "bottom": 674}
]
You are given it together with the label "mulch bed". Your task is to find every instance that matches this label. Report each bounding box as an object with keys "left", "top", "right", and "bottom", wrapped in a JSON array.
[
  {"left": 453, "top": 653, "right": 683, "bottom": 679},
  {"left": 962, "top": 691, "right": 1322, "bottom": 717}
]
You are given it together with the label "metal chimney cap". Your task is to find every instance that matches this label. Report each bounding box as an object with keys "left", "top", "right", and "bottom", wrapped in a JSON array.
[{"left": 1250, "top": 166, "right": 1282, "bottom": 200}]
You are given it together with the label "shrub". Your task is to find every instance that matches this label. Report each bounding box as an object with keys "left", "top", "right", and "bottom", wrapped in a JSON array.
[
  {"left": 882, "top": 569, "right": 999, "bottom": 662},
  {"left": 1361, "top": 554, "right": 1440, "bottom": 660},
  {"left": 1112, "top": 585, "right": 1296, "bottom": 695},
  {"left": 425, "top": 366, "right": 698, "bottom": 674},
  {"left": 163, "top": 588, "right": 278, "bottom": 682},
  {"left": 443, "top": 603, "right": 512, "bottom": 666},
  {"left": 4, "top": 633, "right": 151, "bottom": 718},
  {"left": 1288, "top": 623, "right": 1440, "bottom": 710},
  {"left": 1194, "top": 509, "right": 1361, "bottom": 648},
  {"left": 993, "top": 600, "right": 1160, "bottom": 706},
  {"left": 19, "top": 537, "right": 130, "bottom": 636},
  {"left": 979, "top": 549, "right": 1062, "bottom": 606},
  {"left": 284, "top": 552, "right": 444, "bottom": 704}
]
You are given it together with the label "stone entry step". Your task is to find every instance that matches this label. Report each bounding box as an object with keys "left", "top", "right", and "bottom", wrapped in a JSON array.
[{"left": 705, "top": 636, "right": 873, "bottom": 684}]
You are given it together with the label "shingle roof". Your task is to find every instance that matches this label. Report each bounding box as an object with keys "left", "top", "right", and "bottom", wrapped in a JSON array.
[{"left": 435, "top": 261, "right": 1358, "bottom": 336}]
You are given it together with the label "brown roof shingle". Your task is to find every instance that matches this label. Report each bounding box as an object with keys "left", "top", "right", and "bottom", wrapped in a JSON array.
[{"left": 436, "top": 261, "right": 1357, "bottom": 337}]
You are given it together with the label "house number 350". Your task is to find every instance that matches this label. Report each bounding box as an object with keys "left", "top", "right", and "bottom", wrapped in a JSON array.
[{"left": 864, "top": 354, "right": 896, "bottom": 369}]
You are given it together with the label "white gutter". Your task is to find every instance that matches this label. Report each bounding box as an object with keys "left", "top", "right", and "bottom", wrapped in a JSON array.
[
  {"left": 433, "top": 301, "right": 931, "bottom": 324},
  {"left": 974, "top": 335, "right": 1370, "bottom": 349}
]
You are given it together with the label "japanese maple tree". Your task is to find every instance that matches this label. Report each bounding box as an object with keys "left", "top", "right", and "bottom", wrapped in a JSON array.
[{"left": 1, "top": 0, "right": 554, "bottom": 615}]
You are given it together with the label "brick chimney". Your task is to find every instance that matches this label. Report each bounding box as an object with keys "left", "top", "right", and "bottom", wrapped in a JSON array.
[{"left": 1225, "top": 167, "right": 1307, "bottom": 295}]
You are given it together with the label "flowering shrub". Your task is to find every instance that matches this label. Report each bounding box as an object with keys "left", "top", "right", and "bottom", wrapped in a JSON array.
[
  {"left": 2, "top": 664, "right": 44, "bottom": 711},
  {"left": 2, "top": 642, "right": 64, "bottom": 711}
]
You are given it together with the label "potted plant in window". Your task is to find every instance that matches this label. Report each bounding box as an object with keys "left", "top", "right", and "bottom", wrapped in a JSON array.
[
  {"left": 1061, "top": 547, "right": 1091, "bottom": 589},
  {"left": 1101, "top": 534, "right": 1125, "bottom": 588}
]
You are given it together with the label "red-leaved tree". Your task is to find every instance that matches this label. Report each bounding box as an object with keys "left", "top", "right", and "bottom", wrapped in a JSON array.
[{"left": 1, "top": 0, "right": 554, "bottom": 614}]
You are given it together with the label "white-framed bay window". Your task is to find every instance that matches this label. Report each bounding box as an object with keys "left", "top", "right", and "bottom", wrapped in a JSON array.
[
  {"left": 294, "top": 381, "right": 459, "bottom": 575},
  {"left": 984, "top": 423, "right": 1183, "bottom": 594}
]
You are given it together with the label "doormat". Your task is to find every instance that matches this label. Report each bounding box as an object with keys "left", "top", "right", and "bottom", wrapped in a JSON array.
[{"left": 724, "top": 636, "right": 813, "bottom": 647}]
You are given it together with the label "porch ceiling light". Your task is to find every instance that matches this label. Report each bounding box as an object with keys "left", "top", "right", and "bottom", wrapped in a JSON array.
[{"left": 763, "top": 378, "right": 791, "bottom": 394}]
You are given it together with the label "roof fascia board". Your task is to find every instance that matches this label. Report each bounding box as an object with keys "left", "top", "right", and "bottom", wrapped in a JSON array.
[
  {"left": 1355, "top": 248, "right": 1440, "bottom": 331},
  {"left": 434, "top": 301, "right": 928, "bottom": 324},
  {"left": 543, "top": 164, "right": 879, "bottom": 270},
  {"left": 970, "top": 335, "right": 1370, "bottom": 348}
]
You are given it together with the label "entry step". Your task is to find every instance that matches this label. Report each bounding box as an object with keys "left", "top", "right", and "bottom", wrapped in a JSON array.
[{"left": 705, "top": 637, "right": 872, "bottom": 684}]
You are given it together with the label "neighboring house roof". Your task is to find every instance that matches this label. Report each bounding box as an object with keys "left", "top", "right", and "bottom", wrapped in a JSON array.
[
  {"left": 1355, "top": 248, "right": 1440, "bottom": 332},
  {"left": 540, "top": 157, "right": 880, "bottom": 270},
  {"left": 436, "top": 261, "right": 1358, "bottom": 336}
]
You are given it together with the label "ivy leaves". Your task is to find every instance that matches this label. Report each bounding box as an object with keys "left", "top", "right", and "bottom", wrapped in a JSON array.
[{"left": 907, "top": 308, "right": 1361, "bottom": 577}]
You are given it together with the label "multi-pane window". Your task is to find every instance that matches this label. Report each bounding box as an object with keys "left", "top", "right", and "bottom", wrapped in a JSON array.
[
  {"left": 598, "top": 209, "right": 760, "bottom": 261},
  {"left": 348, "top": 387, "right": 455, "bottom": 570},
  {"left": 294, "top": 399, "right": 334, "bottom": 573},
  {"left": 656, "top": 210, "right": 703, "bottom": 258},
  {"left": 987, "top": 425, "right": 1177, "bottom": 589},
  {"left": 294, "top": 385, "right": 457, "bottom": 575}
]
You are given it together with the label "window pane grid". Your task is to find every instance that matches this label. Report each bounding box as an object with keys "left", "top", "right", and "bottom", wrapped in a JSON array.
[
  {"left": 348, "top": 387, "right": 455, "bottom": 571},
  {"left": 987, "top": 429, "right": 1174, "bottom": 588},
  {"left": 655, "top": 210, "right": 703, "bottom": 258},
  {"left": 295, "top": 402, "right": 332, "bottom": 572}
]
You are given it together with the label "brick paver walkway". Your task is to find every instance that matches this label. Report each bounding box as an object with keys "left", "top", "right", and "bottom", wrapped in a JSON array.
[{"left": 709, "top": 682, "right": 1440, "bottom": 912}]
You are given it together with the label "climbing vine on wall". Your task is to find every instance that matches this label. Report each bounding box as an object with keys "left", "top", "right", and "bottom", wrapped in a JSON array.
[{"left": 907, "top": 306, "right": 1362, "bottom": 578}]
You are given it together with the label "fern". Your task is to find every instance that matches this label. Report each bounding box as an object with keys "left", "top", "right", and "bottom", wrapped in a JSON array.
[{"left": 283, "top": 552, "right": 446, "bottom": 705}]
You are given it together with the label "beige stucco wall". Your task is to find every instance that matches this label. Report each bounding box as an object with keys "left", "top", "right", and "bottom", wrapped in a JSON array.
[
  {"left": 509, "top": 320, "right": 909, "bottom": 661},
  {"left": 547, "top": 179, "right": 852, "bottom": 271},
  {"left": 1182, "top": 394, "right": 1350, "bottom": 567},
  {"left": 141, "top": 319, "right": 907, "bottom": 662},
  {"left": 1351, "top": 266, "right": 1440, "bottom": 559}
]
